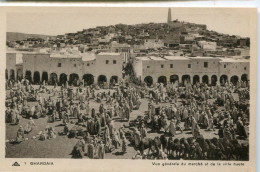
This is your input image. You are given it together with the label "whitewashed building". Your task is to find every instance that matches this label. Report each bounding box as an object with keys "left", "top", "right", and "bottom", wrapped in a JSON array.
[
  {"left": 6, "top": 51, "right": 124, "bottom": 86},
  {"left": 133, "top": 55, "right": 249, "bottom": 86}
]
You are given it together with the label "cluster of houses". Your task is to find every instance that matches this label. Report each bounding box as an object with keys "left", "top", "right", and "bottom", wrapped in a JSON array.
[
  {"left": 7, "top": 12, "right": 249, "bottom": 57},
  {"left": 6, "top": 9, "right": 250, "bottom": 87}
]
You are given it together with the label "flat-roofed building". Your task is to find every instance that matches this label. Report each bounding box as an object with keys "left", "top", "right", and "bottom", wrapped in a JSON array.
[
  {"left": 6, "top": 51, "right": 124, "bottom": 86},
  {"left": 6, "top": 52, "right": 23, "bottom": 81},
  {"left": 95, "top": 52, "right": 124, "bottom": 85},
  {"left": 133, "top": 55, "right": 249, "bottom": 86}
]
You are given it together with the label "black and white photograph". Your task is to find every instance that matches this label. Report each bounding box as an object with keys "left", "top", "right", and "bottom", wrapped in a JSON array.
[{"left": 4, "top": 7, "right": 256, "bottom": 164}]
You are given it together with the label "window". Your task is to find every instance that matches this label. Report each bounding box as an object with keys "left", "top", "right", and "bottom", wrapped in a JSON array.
[
  {"left": 188, "top": 64, "right": 191, "bottom": 68},
  {"left": 113, "top": 60, "right": 116, "bottom": 64},
  {"left": 106, "top": 60, "right": 109, "bottom": 64},
  {"left": 147, "top": 66, "right": 150, "bottom": 68},
  {"left": 244, "top": 67, "right": 246, "bottom": 70},
  {"left": 161, "top": 64, "right": 164, "bottom": 68},
  {"left": 204, "top": 62, "right": 208, "bottom": 68},
  {"left": 170, "top": 64, "right": 173, "bottom": 68},
  {"left": 224, "top": 64, "right": 226, "bottom": 68},
  {"left": 87, "top": 63, "right": 89, "bottom": 66},
  {"left": 74, "top": 64, "right": 76, "bottom": 67},
  {"left": 58, "top": 63, "right": 61, "bottom": 67}
]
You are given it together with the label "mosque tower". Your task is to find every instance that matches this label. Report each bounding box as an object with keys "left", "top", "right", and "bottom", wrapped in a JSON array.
[{"left": 167, "top": 8, "right": 172, "bottom": 24}]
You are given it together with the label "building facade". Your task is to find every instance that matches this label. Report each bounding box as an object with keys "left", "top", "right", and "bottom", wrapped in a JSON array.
[
  {"left": 6, "top": 50, "right": 250, "bottom": 87},
  {"left": 6, "top": 51, "right": 124, "bottom": 86},
  {"left": 133, "top": 56, "right": 249, "bottom": 86}
]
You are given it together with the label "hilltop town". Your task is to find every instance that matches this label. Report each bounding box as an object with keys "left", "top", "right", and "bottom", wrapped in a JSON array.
[{"left": 7, "top": 9, "right": 250, "bottom": 59}]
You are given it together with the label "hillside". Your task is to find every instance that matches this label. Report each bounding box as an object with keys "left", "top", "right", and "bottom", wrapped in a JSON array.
[{"left": 6, "top": 32, "right": 55, "bottom": 42}]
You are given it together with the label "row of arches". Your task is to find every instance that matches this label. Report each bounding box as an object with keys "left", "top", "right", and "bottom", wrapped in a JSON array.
[
  {"left": 19, "top": 70, "right": 119, "bottom": 86},
  {"left": 5, "top": 69, "right": 23, "bottom": 81},
  {"left": 144, "top": 74, "right": 248, "bottom": 86}
]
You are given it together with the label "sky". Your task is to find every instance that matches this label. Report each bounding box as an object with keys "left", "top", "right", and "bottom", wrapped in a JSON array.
[{"left": 7, "top": 7, "right": 252, "bottom": 37}]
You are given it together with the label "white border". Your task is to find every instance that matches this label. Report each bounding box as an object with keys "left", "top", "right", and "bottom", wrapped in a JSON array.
[{"left": 0, "top": 1, "right": 259, "bottom": 171}]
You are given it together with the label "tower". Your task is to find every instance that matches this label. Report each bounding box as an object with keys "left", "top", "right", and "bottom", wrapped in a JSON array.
[{"left": 167, "top": 8, "right": 172, "bottom": 24}]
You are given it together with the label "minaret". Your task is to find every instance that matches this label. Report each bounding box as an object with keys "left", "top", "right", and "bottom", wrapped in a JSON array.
[{"left": 167, "top": 8, "right": 172, "bottom": 24}]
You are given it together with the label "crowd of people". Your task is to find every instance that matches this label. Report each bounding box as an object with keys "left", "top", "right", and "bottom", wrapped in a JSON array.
[
  {"left": 129, "top": 79, "right": 249, "bottom": 160},
  {"left": 5, "top": 75, "right": 250, "bottom": 160}
]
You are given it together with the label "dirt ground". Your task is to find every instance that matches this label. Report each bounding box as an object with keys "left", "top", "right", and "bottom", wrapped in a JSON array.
[{"left": 5, "top": 85, "right": 249, "bottom": 159}]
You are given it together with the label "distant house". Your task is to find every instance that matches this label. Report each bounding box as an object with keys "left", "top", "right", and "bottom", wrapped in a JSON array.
[
  {"left": 144, "top": 39, "right": 164, "bottom": 49},
  {"left": 164, "top": 33, "right": 181, "bottom": 48},
  {"left": 197, "top": 41, "right": 217, "bottom": 51}
]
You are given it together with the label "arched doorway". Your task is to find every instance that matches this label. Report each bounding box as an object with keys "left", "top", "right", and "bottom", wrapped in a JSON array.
[
  {"left": 42, "top": 72, "right": 48, "bottom": 83},
  {"left": 50, "top": 73, "right": 58, "bottom": 85},
  {"left": 98, "top": 75, "right": 107, "bottom": 85},
  {"left": 110, "top": 76, "right": 118, "bottom": 85},
  {"left": 211, "top": 75, "right": 217, "bottom": 86},
  {"left": 158, "top": 76, "right": 167, "bottom": 85},
  {"left": 69, "top": 73, "right": 79, "bottom": 86},
  {"left": 10, "top": 69, "right": 15, "bottom": 80},
  {"left": 230, "top": 75, "right": 239, "bottom": 85},
  {"left": 25, "top": 70, "right": 32, "bottom": 82},
  {"left": 83, "top": 74, "right": 94, "bottom": 86},
  {"left": 170, "top": 75, "right": 179, "bottom": 84},
  {"left": 220, "top": 75, "right": 228, "bottom": 85},
  {"left": 5, "top": 69, "right": 8, "bottom": 80},
  {"left": 60, "top": 73, "right": 67, "bottom": 86},
  {"left": 17, "top": 69, "right": 23, "bottom": 81},
  {"left": 33, "top": 71, "right": 40, "bottom": 84},
  {"left": 193, "top": 75, "right": 200, "bottom": 85},
  {"left": 182, "top": 75, "right": 190, "bottom": 86},
  {"left": 241, "top": 74, "right": 248, "bottom": 82},
  {"left": 202, "top": 75, "right": 209, "bottom": 85},
  {"left": 144, "top": 76, "right": 153, "bottom": 86}
]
